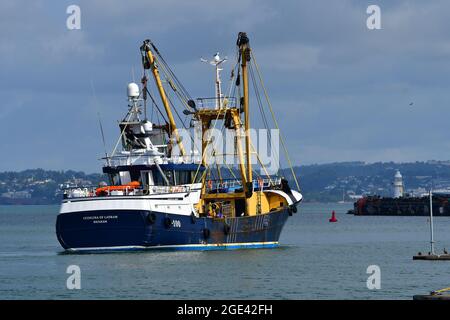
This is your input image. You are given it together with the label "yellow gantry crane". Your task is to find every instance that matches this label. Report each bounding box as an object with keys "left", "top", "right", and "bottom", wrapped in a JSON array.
[{"left": 194, "top": 32, "right": 257, "bottom": 216}]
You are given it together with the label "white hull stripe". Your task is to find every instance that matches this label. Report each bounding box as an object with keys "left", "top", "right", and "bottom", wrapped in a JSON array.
[{"left": 67, "top": 241, "right": 279, "bottom": 252}]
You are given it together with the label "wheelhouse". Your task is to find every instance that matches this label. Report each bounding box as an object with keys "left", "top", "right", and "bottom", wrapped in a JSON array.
[{"left": 102, "top": 163, "right": 205, "bottom": 187}]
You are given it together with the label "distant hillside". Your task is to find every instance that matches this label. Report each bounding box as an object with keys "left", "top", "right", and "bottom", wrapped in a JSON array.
[
  {"left": 290, "top": 161, "right": 450, "bottom": 202},
  {"left": 0, "top": 169, "right": 105, "bottom": 205},
  {"left": 2, "top": 161, "right": 450, "bottom": 204}
]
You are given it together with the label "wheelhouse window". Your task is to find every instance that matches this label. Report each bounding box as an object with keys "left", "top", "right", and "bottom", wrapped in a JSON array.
[
  {"left": 175, "top": 170, "right": 203, "bottom": 185},
  {"left": 129, "top": 170, "right": 141, "bottom": 183},
  {"left": 175, "top": 170, "right": 190, "bottom": 185},
  {"left": 141, "top": 171, "right": 151, "bottom": 188},
  {"left": 151, "top": 169, "right": 202, "bottom": 186},
  {"left": 191, "top": 171, "right": 203, "bottom": 183},
  {"left": 108, "top": 173, "right": 121, "bottom": 186},
  {"left": 164, "top": 170, "right": 174, "bottom": 185},
  {"left": 152, "top": 170, "right": 175, "bottom": 186}
]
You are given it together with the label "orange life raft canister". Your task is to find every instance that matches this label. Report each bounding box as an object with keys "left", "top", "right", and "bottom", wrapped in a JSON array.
[{"left": 95, "top": 181, "right": 141, "bottom": 196}]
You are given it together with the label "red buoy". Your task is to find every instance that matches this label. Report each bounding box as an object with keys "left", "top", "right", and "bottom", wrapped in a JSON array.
[{"left": 329, "top": 210, "right": 338, "bottom": 223}]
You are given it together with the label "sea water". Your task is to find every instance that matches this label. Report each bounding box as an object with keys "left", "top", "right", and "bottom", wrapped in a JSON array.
[{"left": 1, "top": 203, "right": 449, "bottom": 299}]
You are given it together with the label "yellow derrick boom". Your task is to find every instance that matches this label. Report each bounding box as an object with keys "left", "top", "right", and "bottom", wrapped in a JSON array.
[{"left": 140, "top": 40, "right": 186, "bottom": 156}]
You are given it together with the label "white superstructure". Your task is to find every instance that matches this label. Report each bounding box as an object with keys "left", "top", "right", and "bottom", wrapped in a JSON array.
[{"left": 61, "top": 82, "right": 203, "bottom": 216}]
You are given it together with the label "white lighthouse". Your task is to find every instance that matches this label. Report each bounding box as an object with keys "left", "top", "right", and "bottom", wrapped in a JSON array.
[{"left": 393, "top": 170, "right": 404, "bottom": 198}]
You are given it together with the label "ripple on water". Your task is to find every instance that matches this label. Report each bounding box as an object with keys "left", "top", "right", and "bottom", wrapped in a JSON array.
[{"left": 0, "top": 203, "right": 448, "bottom": 299}]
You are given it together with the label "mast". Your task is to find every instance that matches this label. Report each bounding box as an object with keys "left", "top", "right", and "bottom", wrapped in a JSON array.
[
  {"left": 215, "top": 58, "right": 223, "bottom": 109},
  {"left": 194, "top": 33, "right": 264, "bottom": 216},
  {"left": 429, "top": 189, "right": 435, "bottom": 255},
  {"left": 237, "top": 32, "right": 253, "bottom": 196},
  {"left": 140, "top": 40, "right": 186, "bottom": 156},
  {"left": 201, "top": 53, "right": 227, "bottom": 109},
  {"left": 231, "top": 111, "right": 248, "bottom": 185}
]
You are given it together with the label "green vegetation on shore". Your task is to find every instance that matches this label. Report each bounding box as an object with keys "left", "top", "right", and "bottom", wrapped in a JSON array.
[{"left": 2, "top": 161, "right": 450, "bottom": 204}]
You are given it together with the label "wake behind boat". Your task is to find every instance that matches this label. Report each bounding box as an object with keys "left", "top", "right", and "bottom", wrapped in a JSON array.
[{"left": 56, "top": 32, "right": 302, "bottom": 252}]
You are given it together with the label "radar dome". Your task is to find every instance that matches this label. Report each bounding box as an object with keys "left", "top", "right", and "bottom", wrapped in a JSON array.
[
  {"left": 127, "top": 82, "right": 140, "bottom": 99},
  {"left": 143, "top": 121, "right": 153, "bottom": 133}
]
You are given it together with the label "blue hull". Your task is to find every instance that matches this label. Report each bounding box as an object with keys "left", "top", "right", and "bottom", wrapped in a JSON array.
[{"left": 55, "top": 208, "right": 291, "bottom": 252}]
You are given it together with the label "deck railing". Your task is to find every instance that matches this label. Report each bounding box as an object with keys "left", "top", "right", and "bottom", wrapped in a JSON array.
[
  {"left": 106, "top": 154, "right": 202, "bottom": 167},
  {"left": 62, "top": 184, "right": 192, "bottom": 199},
  {"left": 205, "top": 177, "right": 282, "bottom": 193},
  {"left": 196, "top": 97, "right": 237, "bottom": 109},
  {"left": 62, "top": 177, "right": 281, "bottom": 199}
]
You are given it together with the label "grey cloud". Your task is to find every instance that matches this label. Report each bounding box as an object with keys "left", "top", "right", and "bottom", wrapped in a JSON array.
[{"left": 1, "top": 0, "right": 450, "bottom": 172}]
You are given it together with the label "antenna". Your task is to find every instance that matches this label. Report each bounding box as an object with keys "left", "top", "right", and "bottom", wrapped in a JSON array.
[
  {"left": 97, "top": 113, "right": 108, "bottom": 158},
  {"left": 201, "top": 52, "right": 227, "bottom": 109},
  {"left": 90, "top": 80, "right": 109, "bottom": 164},
  {"left": 429, "top": 188, "right": 435, "bottom": 255},
  {"left": 131, "top": 66, "right": 136, "bottom": 83}
]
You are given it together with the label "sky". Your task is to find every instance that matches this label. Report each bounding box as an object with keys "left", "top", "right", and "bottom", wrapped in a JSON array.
[{"left": 1, "top": 0, "right": 450, "bottom": 173}]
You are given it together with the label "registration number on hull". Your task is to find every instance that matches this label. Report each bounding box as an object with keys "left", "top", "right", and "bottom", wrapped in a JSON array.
[{"left": 172, "top": 219, "right": 181, "bottom": 228}]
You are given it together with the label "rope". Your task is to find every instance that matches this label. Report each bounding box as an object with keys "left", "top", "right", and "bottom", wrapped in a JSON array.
[
  {"left": 250, "top": 141, "right": 274, "bottom": 185},
  {"left": 216, "top": 123, "right": 240, "bottom": 181},
  {"left": 145, "top": 87, "right": 168, "bottom": 124},
  {"left": 151, "top": 43, "right": 193, "bottom": 104},
  {"left": 153, "top": 54, "right": 192, "bottom": 111},
  {"left": 189, "top": 61, "right": 242, "bottom": 188},
  {"left": 189, "top": 106, "right": 228, "bottom": 189},
  {"left": 251, "top": 51, "right": 301, "bottom": 191},
  {"left": 144, "top": 53, "right": 207, "bottom": 162},
  {"left": 248, "top": 63, "right": 281, "bottom": 179},
  {"left": 152, "top": 54, "right": 207, "bottom": 159},
  {"left": 110, "top": 111, "right": 134, "bottom": 158}
]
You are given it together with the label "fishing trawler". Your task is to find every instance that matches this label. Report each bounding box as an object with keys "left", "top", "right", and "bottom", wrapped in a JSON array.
[{"left": 56, "top": 32, "right": 302, "bottom": 252}]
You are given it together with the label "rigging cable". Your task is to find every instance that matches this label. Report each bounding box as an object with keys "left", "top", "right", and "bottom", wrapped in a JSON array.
[
  {"left": 89, "top": 80, "right": 110, "bottom": 164},
  {"left": 248, "top": 63, "right": 281, "bottom": 180},
  {"left": 110, "top": 111, "right": 134, "bottom": 158},
  {"left": 189, "top": 106, "right": 228, "bottom": 189},
  {"left": 150, "top": 53, "right": 206, "bottom": 158},
  {"left": 145, "top": 87, "right": 168, "bottom": 124},
  {"left": 151, "top": 46, "right": 193, "bottom": 108},
  {"left": 251, "top": 51, "right": 301, "bottom": 191}
]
